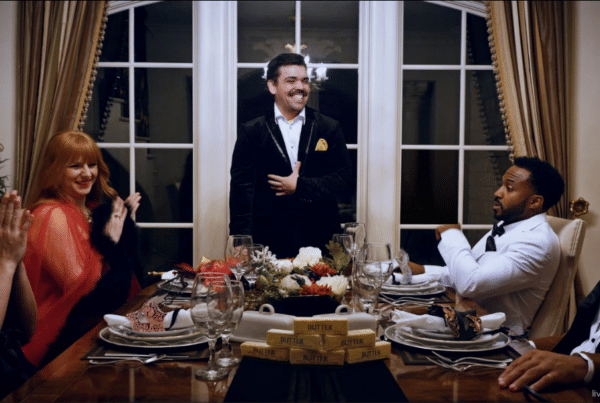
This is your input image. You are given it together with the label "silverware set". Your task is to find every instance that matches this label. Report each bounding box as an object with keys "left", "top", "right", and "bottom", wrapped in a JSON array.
[
  {"left": 426, "top": 350, "right": 512, "bottom": 371},
  {"left": 88, "top": 352, "right": 203, "bottom": 365}
]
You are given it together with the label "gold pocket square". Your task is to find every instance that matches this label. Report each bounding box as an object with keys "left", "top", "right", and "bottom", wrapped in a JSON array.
[{"left": 315, "top": 138, "right": 328, "bottom": 151}]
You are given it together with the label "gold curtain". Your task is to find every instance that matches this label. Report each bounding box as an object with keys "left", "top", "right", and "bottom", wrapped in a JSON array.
[
  {"left": 486, "top": 1, "right": 568, "bottom": 219},
  {"left": 16, "top": 1, "right": 108, "bottom": 203}
]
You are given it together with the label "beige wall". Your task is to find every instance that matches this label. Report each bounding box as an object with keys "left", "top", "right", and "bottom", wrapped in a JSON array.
[{"left": 569, "top": 1, "right": 600, "bottom": 297}]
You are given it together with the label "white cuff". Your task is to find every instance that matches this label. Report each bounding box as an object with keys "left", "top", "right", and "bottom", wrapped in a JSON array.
[{"left": 574, "top": 352, "right": 595, "bottom": 384}]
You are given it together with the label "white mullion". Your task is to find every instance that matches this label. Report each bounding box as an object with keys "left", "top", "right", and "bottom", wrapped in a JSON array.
[
  {"left": 457, "top": 9, "right": 467, "bottom": 225},
  {"left": 136, "top": 223, "right": 194, "bottom": 229},
  {"left": 97, "top": 143, "right": 194, "bottom": 149},
  {"left": 129, "top": 7, "right": 136, "bottom": 195},
  {"left": 403, "top": 64, "right": 493, "bottom": 71},
  {"left": 296, "top": 1, "right": 301, "bottom": 53},
  {"left": 97, "top": 62, "right": 193, "bottom": 68},
  {"left": 401, "top": 144, "right": 509, "bottom": 151}
]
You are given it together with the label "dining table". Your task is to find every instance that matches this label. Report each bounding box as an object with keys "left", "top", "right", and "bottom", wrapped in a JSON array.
[{"left": 2, "top": 281, "right": 597, "bottom": 403}]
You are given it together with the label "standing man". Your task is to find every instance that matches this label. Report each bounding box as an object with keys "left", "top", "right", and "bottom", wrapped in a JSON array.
[
  {"left": 409, "top": 157, "right": 564, "bottom": 336},
  {"left": 229, "top": 53, "right": 352, "bottom": 259}
]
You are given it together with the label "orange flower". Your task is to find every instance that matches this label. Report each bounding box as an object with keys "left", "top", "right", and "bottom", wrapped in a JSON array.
[
  {"left": 199, "top": 259, "right": 233, "bottom": 277},
  {"left": 299, "top": 282, "right": 333, "bottom": 296},
  {"left": 309, "top": 263, "right": 337, "bottom": 277}
]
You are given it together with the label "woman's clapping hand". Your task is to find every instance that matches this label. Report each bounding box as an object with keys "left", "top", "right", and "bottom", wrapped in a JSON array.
[
  {"left": 0, "top": 191, "right": 34, "bottom": 269},
  {"left": 103, "top": 193, "right": 142, "bottom": 244}
]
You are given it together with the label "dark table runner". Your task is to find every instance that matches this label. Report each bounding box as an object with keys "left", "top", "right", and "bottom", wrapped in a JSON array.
[{"left": 224, "top": 357, "right": 407, "bottom": 402}]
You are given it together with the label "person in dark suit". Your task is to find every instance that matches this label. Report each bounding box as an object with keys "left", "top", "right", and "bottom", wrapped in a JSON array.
[
  {"left": 229, "top": 53, "right": 351, "bottom": 259},
  {"left": 498, "top": 278, "right": 600, "bottom": 392}
]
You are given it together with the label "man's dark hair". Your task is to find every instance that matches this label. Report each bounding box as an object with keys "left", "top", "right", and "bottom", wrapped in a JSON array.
[
  {"left": 266, "top": 53, "right": 306, "bottom": 83},
  {"left": 514, "top": 156, "right": 564, "bottom": 210}
]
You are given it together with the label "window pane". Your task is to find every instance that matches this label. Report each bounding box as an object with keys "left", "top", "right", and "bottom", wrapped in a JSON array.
[
  {"left": 238, "top": 1, "right": 295, "bottom": 63},
  {"left": 401, "top": 150, "right": 458, "bottom": 224},
  {"left": 403, "top": 2, "right": 461, "bottom": 65},
  {"left": 339, "top": 148, "right": 357, "bottom": 223},
  {"left": 135, "top": 1, "right": 192, "bottom": 63},
  {"left": 100, "top": 148, "right": 131, "bottom": 197},
  {"left": 238, "top": 68, "right": 272, "bottom": 126},
  {"left": 139, "top": 228, "right": 193, "bottom": 286},
  {"left": 467, "top": 14, "right": 493, "bottom": 65},
  {"left": 465, "top": 70, "right": 505, "bottom": 145},
  {"left": 400, "top": 229, "right": 444, "bottom": 266},
  {"left": 100, "top": 11, "right": 128, "bottom": 62},
  {"left": 302, "top": 1, "right": 358, "bottom": 64},
  {"left": 138, "top": 68, "right": 193, "bottom": 143},
  {"left": 464, "top": 151, "right": 512, "bottom": 224},
  {"left": 402, "top": 70, "right": 460, "bottom": 145},
  {"left": 135, "top": 149, "right": 193, "bottom": 224},
  {"left": 313, "top": 69, "right": 358, "bottom": 144},
  {"left": 84, "top": 68, "right": 130, "bottom": 142}
]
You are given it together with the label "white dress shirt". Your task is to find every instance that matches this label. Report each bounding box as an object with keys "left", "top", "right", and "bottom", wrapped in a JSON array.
[
  {"left": 274, "top": 104, "right": 305, "bottom": 170},
  {"left": 570, "top": 309, "right": 600, "bottom": 384},
  {"left": 424, "top": 213, "right": 560, "bottom": 335}
]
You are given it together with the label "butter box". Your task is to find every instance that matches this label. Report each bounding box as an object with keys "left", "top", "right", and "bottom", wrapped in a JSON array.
[
  {"left": 293, "top": 317, "right": 348, "bottom": 335},
  {"left": 324, "top": 329, "right": 376, "bottom": 351},
  {"left": 345, "top": 341, "right": 391, "bottom": 364},
  {"left": 289, "top": 348, "right": 345, "bottom": 366},
  {"left": 232, "top": 304, "right": 295, "bottom": 343},
  {"left": 240, "top": 341, "right": 290, "bottom": 362},
  {"left": 266, "top": 329, "right": 322, "bottom": 350}
]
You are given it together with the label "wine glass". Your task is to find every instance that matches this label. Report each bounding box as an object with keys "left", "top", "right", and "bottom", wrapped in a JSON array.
[
  {"left": 244, "top": 244, "right": 265, "bottom": 288},
  {"left": 361, "top": 243, "right": 394, "bottom": 319},
  {"left": 332, "top": 233, "right": 353, "bottom": 279},
  {"left": 351, "top": 261, "right": 378, "bottom": 315},
  {"left": 343, "top": 222, "right": 366, "bottom": 267},
  {"left": 190, "top": 273, "right": 231, "bottom": 381},
  {"left": 216, "top": 280, "right": 245, "bottom": 368},
  {"left": 353, "top": 259, "right": 393, "bottom": 319},
  {"left": 394, "top": 248, "right": 412, "bottom": 285},
  {"left": 225, "top": 235, "right": 253, "bottom": 281}
]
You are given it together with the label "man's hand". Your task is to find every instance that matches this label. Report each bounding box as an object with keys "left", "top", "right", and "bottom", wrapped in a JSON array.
[
  {"left": 498, "top": 349, "right": 588, "bottom": 392},
  {"left": 435, "top": 224, "right": 461, "bottom": 241},
  {"left": 268, "top": 162, "right": 301, "bottom": 196},
  {"left": 407, "top": 261, "right": 425, "bottom": 275}
]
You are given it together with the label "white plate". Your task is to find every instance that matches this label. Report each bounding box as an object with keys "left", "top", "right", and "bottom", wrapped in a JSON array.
[
  {"left": 411, "top": 327, "right": 498, "bottom": 341},
  {"left": 381, "top": 281, "right": 439, "bottom": 293},
  {"left": 158, "top": 279, "right": 193, "bottom": 294},
  {"left": 397, "top": 327, "right": 501, "bottom": 346},
  {"left": 107, "top": 326, "right": 203, "bottom": 342},
  {"left": 381, "top": 284, "right": 446, "bottom": 296},
  {"left": 99, "top": 327, "right": 208, "bottom": 348},
  {"left": 384, "top": 324, "right": 510, "bottom": 353}
]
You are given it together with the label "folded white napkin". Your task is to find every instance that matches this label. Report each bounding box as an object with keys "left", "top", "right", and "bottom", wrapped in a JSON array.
[
  {"left": 161, "top": 270, "right": 178, "bottom": 280},
  {"left": 104, "top": 309, "right": 194, "bottom": 330},
  {"left": 390, "top": 272, "right": 440, "bottom": 285},
  {"left": 390, "top": 310, "right": 506, "bottom": 331}
]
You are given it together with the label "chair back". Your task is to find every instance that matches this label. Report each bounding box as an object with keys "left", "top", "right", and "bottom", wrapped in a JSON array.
[{"left": 528, "top": 216, "right": 586, "bottom": 339}]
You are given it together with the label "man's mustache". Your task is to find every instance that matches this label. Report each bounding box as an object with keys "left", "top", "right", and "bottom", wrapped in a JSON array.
[{"left": 289, "top": 89, "right": 307, "bottom": 96}]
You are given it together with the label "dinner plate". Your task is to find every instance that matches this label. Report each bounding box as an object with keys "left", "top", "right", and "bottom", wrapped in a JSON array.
[
  {"left": 108, "top": 325, "right": 200, "bottom": 341},
  {"left": 384, "top": 324, "right": 510, "bottom": 353},
  {"left": 397, "top": 326, "right": 501, "bottom": 346},
  {"left": 157, "top": 278, "right": 193, "bottom": 294},
  {"left": 380, "top": 284, "right": 446, "bottom": 297},
  {"left": 381, "top": 281, "right": 439, "bottom": 293},
  {"left": 411, "top": 327, "right": 498, "bottom": 342},
  {"left": 99, "top": 327, "right": 208, "bottom": 348}
]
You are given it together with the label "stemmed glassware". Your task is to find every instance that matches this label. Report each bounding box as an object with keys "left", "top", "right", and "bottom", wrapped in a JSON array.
[
  {"left": 361, "top": 243, "right": 394, "bottom": 319},
  {"left": 216, "top": 280, "right": 245, "bottom": 368},
  {"left": 343, "top": 222, "right": 366, "bottom": 268},
  {"left": 332, "top": 233, "right": 353, "bottom": 279},
  {"left": 225, "top": 235, "right": 253, "bottom": 282},
  {"left": 190, "top": 273, "right": 232, "bottom": 381},
  {"left": 352, "top": 260, "right": 393, "bottom": 318},
  {"left": 394, "top": 248, "right": 412, "bottom": 285},
  {"left": 244, "top": 244, "right": 265, "bottom": 288}
]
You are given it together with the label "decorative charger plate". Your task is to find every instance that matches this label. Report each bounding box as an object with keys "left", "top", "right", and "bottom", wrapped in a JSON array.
[
  {"left": 380, "top": 284, "right": 446, "bottom": 297},
  {"left": 396, "top": 327, "right": 501, "bottom": 347},
  {"left": 107, "top": 325, "right": 202, "bottom": 342},
  {"left": 384, "top": 324, "right": 510, "bottom": 353},
  {"left": 99, "top": 327, "right": 207, "bottom": 348}
]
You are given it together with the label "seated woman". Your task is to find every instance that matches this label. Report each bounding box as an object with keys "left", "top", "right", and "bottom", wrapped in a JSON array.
[
  {"left": 0, "top": 191, "right": 37, "bottom": 398},
  {"left": 21, "top": 131, "right": 142, "bottom": 368}
]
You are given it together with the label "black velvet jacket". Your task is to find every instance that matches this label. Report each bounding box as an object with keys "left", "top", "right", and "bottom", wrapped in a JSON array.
[{"left": 229, "top": 107, "right": 352, "bottom": 259}]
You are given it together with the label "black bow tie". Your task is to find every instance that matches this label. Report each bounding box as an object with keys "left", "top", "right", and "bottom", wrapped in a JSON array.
[{"left": 486, "top": 223, "right": 505, "bottom": 252}]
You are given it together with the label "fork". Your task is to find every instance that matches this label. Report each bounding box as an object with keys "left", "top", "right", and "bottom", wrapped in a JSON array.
[
  {"left": 89, "top": 354, "right": 168, "bottom": 365},
  {"left": 431, "top": 350, "right": 513, "bottom": 365},
  {"left": 426, "top": 357, "right": 508, "bottom": 371}
]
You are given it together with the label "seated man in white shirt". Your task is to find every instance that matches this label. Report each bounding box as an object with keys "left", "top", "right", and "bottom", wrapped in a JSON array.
[
  {"left": 409, "top": 157, "right": 564, "bottom": 336},
  {"left": 498, "top": 277, "right": 600, "bottom": 392}
]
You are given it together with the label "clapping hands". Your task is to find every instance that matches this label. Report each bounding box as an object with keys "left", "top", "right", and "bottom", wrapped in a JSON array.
[
  {"left": 0, "top": 191, "right": 34, "bottom": 270},
  {"left": 103, "top": 193, "right": 141, "bottom": 244}
]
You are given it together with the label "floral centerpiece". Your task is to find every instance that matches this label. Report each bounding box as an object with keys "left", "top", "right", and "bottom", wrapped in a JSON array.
[
  {"left": 249, "top": 241, "right": 350, "bottom": 316},
  {"left": 174, "top": 258, "right": 233, "bottom": 279}
]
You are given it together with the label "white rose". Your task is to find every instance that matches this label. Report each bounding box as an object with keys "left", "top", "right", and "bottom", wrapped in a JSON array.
[
  {"left": 316, "top": 275, "right": 349, "bottom": 296},
  {"left": 293, "top": 247, "right": 322, "bottom": 268},
  {"left": 273, "top": 259, "right": 294, "bottom": 274},
  {"left": 280, "top": 274, "right": 311, "bottom": 291}
]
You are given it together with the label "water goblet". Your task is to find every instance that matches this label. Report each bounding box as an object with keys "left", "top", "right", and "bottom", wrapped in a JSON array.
[
  {"left": 351, "top": 261, "right": 378, "bottom": 314},
  {"left": 216, "top": 280, "right": 245, "bottom": 367},
  {"left": 244, "top": 244, "right": 265, "bottom": 288},
  {"left": 190, "top": 273, "right": 231, "bottom": 381},
  {"left": 343, "top": 222, "right": 366, "bottom": 268},
  {"left": 394, "top": 248, "right": 412, "bottom": 285},
  {"left": 332, "top": 233, "right": 353, "bottom": 275},
  {"left": 361, "top": 243, "right": 393, "bottom": 318},
  {"left": 225, "top": 235, "right": 253, "bottom": 281}
]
